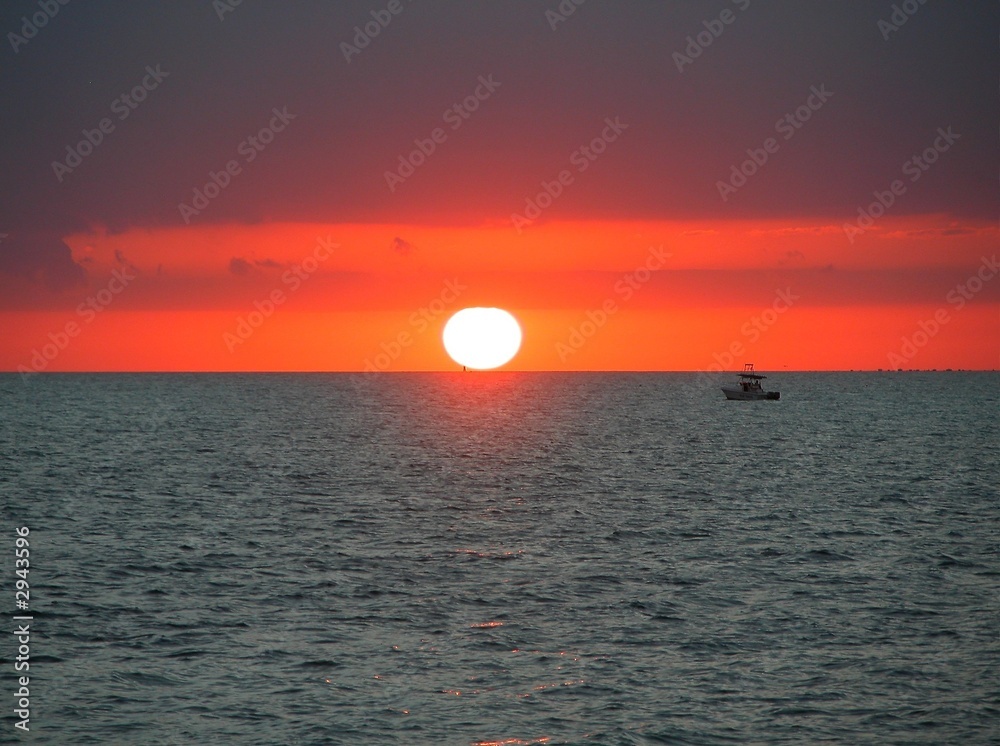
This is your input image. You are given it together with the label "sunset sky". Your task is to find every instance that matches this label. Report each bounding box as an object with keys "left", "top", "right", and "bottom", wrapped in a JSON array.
[{"left": 1, "top": 0, "right": 997, "bottom": 372}]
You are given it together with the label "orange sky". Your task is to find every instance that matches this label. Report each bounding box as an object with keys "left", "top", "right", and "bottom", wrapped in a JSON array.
[
  {"left": 2, "top": 2, "right": 997, "bottom": 375},
  {"left": 2, "top": 217, "right": 997, "bottom": 373}
]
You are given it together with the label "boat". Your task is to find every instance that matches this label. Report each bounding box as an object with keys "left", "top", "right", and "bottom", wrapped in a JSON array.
[{"left": 721, "top": 363, "right": 780, "bottom": 400}]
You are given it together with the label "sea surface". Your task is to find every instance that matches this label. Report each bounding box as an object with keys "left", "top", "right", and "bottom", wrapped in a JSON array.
[{"left": 1, "top": 372, "right": 998, "bottom": 745}]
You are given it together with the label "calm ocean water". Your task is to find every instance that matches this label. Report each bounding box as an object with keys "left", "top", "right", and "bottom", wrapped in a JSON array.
[{"left": 1, "top": 372, "right": 998, "bottom": 745}]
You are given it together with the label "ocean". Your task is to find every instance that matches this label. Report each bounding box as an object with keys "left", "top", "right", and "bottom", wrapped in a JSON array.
[{"left": 1, "top": 372, "right": 997, "bottom": 745}]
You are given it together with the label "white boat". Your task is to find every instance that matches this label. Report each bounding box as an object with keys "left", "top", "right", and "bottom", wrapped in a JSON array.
[{"left": 722, "top": 363, "right": 780, "bottom": 400}]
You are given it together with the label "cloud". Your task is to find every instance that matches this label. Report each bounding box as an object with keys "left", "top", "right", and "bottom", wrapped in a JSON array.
[
  {"left": 883, "top": 226, "right": 985, "bottom": 239},
  {"left": 778, "top": 249, "right": 806, "bottom": 265},
  {"left": 0, "top": 234, "right": 86, "bottom": 291},
  {"left": 114, "top": 249, "right": 140, "bottom": 274},
  {"left": 229, "top": 256, "right": 284, "bottom": 275},
  {"left": 1, "top": 3, "right": 996, "bottom": 231},
  {"left": 749, "top": 225, "right": 843, "bottom": 237},
  {"left": 229, "top": 257, "right": 253, "bottom": 276},
  {"left": 391, "top": 237, "right": 416, "bottom": 255}
]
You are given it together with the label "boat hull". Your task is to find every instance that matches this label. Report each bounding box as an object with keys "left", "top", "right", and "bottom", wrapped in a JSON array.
[{"left": 721, "top": 386, "right": 779, "bottom": 401}]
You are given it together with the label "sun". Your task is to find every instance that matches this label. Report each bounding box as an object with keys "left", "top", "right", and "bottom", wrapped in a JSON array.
[{"left": 442, "top": 308, "right": 522, "bottom": 370}]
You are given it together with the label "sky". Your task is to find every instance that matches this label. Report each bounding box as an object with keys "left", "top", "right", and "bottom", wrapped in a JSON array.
[{"left": 1, "top": 0, "right": 997, "bottom": 372}]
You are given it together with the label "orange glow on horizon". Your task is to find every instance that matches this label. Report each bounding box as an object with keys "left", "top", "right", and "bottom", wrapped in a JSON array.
[
  {"left": 60, "top": 216, "right": 997, "bottom": 279},
  {"left": 2, "top": 218, "right": 997, "bottom": 373}
]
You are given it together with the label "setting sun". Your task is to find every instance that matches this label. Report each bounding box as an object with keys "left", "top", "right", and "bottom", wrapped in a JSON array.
[{"left": 442, "top": 307, "right": 522, "bottom": 370}]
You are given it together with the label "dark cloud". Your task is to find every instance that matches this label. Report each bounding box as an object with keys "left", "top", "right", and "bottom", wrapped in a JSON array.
[
  {"left": 0, "top": 1, "right": 995, "bottom": 231},
  {"left": 228, "top": 257, "right": 252, "bottom": 276},
  {"left": 0, "top": 234, "right": 86, "bottom": 291},
  {"left": 391, "top": 237, "right": 415, "bottom": 255},
  {"left": 229, "top": 257, "right": 283, "bottom": 274},
  {"left": 778, "top": 249, "right": 806, "bottom": 265}
]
